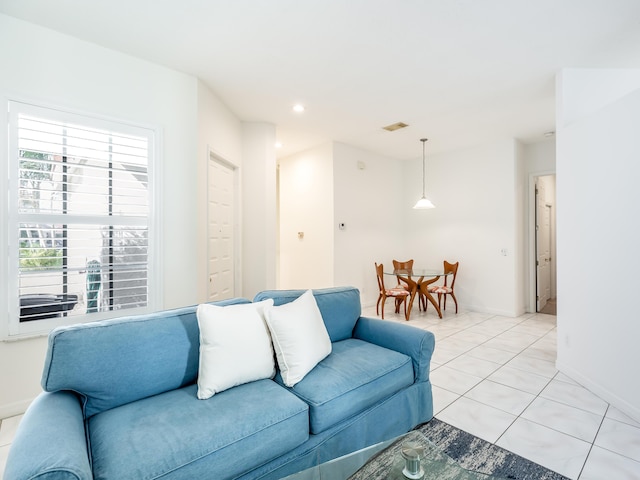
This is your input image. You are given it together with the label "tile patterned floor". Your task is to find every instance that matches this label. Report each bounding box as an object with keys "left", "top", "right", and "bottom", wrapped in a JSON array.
[
  {"left": 0, "top": 414, "right": 21, "bottom": 477},
  {"left": 1, "top": 304, "right": 639, "bottom": 479},
  {"left": 362, "top": 302, "right": 640, "bottom": 479}
]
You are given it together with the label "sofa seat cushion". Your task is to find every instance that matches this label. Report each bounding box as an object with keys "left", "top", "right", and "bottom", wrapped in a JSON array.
[
  {"left": 276, "top": 338, "right": 414, "bottom": 435},
  {"left": 88, "top": 380, "right": 309, "bottom": 480}
]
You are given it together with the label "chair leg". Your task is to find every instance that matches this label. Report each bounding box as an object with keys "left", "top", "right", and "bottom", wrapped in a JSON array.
[
  {"left": 376, "top": 296, "right": 381, "bottom": 315},
  {"left": 451, "top": 292, "right": 458, "bottom": 313},
  {"left": 380, "top": 297, "right": 386, "bottom": 319},
  {"left": 443, "top": 293, "right": 447, "bottom": 311}
]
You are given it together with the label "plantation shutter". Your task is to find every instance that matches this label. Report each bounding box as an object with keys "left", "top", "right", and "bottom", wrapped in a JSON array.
[{"left": 9, "top": 102, "right": 156, "bottom": 332}]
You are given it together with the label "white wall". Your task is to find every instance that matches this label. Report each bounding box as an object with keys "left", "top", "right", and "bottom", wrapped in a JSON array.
[
  {"left": 0, "top": 14, "right": 231, "bottom": 417},
  {"left": 514, "top": 140, "right": 526, "bottom": 316},
  {"left": 196, "top": 80, "right": 243, "bottom": 301},
  {"left": 556, "top": 69, "right": 640, "bottom": 422},
  {"left": 278, "top": 143, "right": 334, "bottom": 289},
  {"left": 402, "top": 139, "right": 525, "bottom": 316},
  {"left": 278, "top": 138, "right": 528, "bottom": 316},
  {"left": 524, "top": 139, "right": 556, "bottom": 173},
  {"left": 332, "top": 143, "right": 405, "bottom": 305}
]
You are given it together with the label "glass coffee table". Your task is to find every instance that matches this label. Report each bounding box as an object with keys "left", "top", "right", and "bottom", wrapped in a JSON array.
[{"left": 283, "top": 430, "right": 505, "bottom": 480}]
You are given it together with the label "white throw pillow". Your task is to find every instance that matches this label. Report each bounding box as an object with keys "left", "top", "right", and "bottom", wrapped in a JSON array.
[
  {"left": 264, "top": 290, "right": 332, "bottom": 387},
  {"left": 196, "top": 299, "right": 275, "bottom": 400}
]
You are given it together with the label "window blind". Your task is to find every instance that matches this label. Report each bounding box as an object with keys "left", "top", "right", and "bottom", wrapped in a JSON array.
[{"left": 10, "top": 105, "right": 155, "bottom": 327}]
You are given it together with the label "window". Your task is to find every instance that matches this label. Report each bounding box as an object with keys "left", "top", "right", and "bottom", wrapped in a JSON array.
[{"left": 6, "top": 101, "right": 160, "bottom": 337}]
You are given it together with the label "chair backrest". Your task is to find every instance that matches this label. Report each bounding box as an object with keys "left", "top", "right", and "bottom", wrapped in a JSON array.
[
  {"left": 392, "top": 259, "right": 414, "bottom": 274},
  {"left": 443, "top": 261, "right": 459, "bottom": 287},
  {"left": 392, "top": 259, "right": 414, "bottom": 290},
  {"left": 375, "top": 262, "right": 386, "bottom": 292}
]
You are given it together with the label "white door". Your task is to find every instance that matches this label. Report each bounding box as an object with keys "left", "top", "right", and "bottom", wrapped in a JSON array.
[
  {"left": 208, "top": 155, "right": 235, "bottom": 301},
  {"left": 536, "top": 180, "right": 551, "bottom": 311}
]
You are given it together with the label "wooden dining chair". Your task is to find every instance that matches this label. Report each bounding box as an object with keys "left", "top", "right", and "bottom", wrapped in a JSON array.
[
  {"left": 392, "top": 259, "right": 420, "bottom": 317},
  {"left": 392, "top": 258, "right": 415, "bottom": 295},
  {"left": 375, "top": 263, "right": 410, "bottom": 319},
  {"left": 425, "top": 260, "right": 459, "bottom": 313}
]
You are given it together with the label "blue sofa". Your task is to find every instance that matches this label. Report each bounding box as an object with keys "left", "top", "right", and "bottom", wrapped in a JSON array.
[{"left": 5, "top": 287, "right": 435, "bottom": 480}]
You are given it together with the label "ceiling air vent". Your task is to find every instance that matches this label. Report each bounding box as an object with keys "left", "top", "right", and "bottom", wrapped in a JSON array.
[{"left": 382, "top": 122, "right": 409, "bottom": 132}]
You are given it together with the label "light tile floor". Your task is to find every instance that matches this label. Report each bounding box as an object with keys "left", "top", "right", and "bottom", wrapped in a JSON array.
[
  {"left": 361, "top": 302, "right": 640, "bottom": 480},
  {"left": 1, "top": 304, "right": 639, "bottom": 479},
  {"left": 0, "top": 413, "right": 21, "bottom": 477}
]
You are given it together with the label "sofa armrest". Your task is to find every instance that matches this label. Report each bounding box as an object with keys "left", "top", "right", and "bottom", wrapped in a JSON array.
[
  {"left": 353, "top": 316, "right": 435, "bottom": 383},
  {"left": 4, "top": 391, "right": 93, "bottom": 480}
]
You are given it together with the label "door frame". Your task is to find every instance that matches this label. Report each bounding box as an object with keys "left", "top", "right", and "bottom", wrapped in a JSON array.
[
  {"left": 527, "top": 170, "right": 555, "bottom": 313},
  {"left": 207, "top": 146, "right": 242, "bottom": 299}
]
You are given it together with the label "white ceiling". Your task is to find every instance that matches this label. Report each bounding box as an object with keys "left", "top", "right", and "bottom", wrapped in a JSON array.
[{"left": 2, "top": 0, "right": 640, "bottom": 159}]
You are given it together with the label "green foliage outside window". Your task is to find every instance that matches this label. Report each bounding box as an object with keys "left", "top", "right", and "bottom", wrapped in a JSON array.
[
  {"left": 19, "top": 150, "right": 62, "bottom": 270},
  {"left": 19, "top": 244, "right": 63, "bottom": 270}
]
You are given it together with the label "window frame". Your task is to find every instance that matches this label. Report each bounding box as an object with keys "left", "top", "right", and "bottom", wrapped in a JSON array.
[{"left": 3, "top": 100, "right": 162, "bottom": 339}]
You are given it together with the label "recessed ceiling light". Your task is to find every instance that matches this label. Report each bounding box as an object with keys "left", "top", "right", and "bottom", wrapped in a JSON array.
[
  {"left": 274, "top": 142, "right": 283, "bottom": 148},
  {"left": 292, "top": 104, "right": 305, "bottom": 113}
]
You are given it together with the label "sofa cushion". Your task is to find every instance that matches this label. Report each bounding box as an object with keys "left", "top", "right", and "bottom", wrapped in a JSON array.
[
  {"left": 196, "top": 299, "right": 275, "bottom": 399},
  {"left": 253, "top": 286, "right": 361, "bottom": 342},
  {"left": 275, "top": 338, "right": 414, "bottom": 435},
  {"left": 264, "top": 289, "right": 332, "bottom": 387},
  {"left": 88, "top": 380, "right": 309, "bottom": 480},
  {"left": 43, "top": 298, "right": 251, "bottom": 418}
]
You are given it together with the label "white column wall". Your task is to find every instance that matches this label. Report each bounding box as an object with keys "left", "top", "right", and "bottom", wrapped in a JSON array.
[
  {"left": 241, "top": 122, "right": 277, "bottom": 299},
  {"left": 556, "top": 69, "right": 640, "bottom": 422},
  {"left": 278, "top": 143, "right": 334, "bottom": 289}
]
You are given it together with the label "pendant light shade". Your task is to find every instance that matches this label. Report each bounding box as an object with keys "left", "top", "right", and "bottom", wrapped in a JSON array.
[
  {"left": 413, "top": 196, "right": 435, "bottom": 209},
  {"left": 413, "top": 138, "right": 435, "bottom": 209}
]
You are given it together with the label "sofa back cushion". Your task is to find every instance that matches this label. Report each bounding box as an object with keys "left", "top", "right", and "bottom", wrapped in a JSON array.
[
  {"left": 42, "top": 298, "right": 250, "bottom": 418},
  {"left": 253, "top": 286, "right": 361, "bottom": 342}
]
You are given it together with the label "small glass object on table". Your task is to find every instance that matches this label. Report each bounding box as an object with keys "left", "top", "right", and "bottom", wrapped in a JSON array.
[{"left": 400, "top": 440, "right": 425, "bottom": 479}]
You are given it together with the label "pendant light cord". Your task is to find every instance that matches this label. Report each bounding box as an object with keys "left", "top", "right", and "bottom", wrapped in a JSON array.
[{"left": 421, "top": 138, "right": 428, "bottom": 197}]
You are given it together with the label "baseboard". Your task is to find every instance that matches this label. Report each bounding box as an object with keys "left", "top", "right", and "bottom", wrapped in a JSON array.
[
  {"left": 462, "top": 304, "right": 523, "bottom": 318},
  {"left": 556, "top": 360, "right": 640, "bottom": 424},
  {"left": 0, "top": 398, "right": 33, "bottom": 420},
  {"left": 363, "top": 300, "right": 522, "bottom": 318}
]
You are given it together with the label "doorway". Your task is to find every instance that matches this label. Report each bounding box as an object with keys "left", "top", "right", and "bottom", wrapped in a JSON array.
[
  {"left": 207, "top": 151, "right": 238, "bottom": 301},
  {"left": 534, "top": 175, "right": 557, "bottom": 314}
]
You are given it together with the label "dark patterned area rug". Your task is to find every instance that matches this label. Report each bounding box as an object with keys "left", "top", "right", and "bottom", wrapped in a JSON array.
[
  {"left": 348, "top": 419, "right": 569, "bottom": 480},
  {"left": 417, "top": 419, "right": 569, "bottom": 480}
]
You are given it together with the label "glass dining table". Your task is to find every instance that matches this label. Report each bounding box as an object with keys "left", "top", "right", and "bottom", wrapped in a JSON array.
[{"left": 384, "top": 268, "right": 451, "bottom": 320}]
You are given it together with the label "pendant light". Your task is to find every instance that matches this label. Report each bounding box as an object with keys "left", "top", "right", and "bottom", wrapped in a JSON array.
[{"left": 413, "top": 138, "right": 435, "bottom": 209}]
